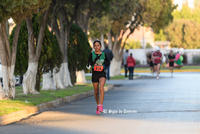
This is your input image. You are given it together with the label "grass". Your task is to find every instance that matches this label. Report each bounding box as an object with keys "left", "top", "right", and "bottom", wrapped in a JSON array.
[
  {"left": 0, "top": 83, "right": 99, "bottom": 116},
  {"left": 181, "top": 66, "right": 200, "bottom": 69}
]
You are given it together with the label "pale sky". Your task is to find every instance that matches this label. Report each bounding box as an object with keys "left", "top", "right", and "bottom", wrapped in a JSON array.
[{"left": 173, "top": 0, "right": 194, "bottom": 10}]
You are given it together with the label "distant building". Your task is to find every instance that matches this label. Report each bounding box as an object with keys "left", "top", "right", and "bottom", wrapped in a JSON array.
[{"left": 153, "top": 41, "right": 171, "bottom": 49}]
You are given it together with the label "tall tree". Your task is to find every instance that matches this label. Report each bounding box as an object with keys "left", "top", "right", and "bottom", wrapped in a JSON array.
[
  {"left": 22, "top": 1, "right": 52, "bottom": 94},
  {"left": 165, "top": 20, "right": 200, "bottom": 49},
  {"left": 48, "top": 0, "right": 84, "bottom": 89},
  {"left": 0, "top": 0, "right": 44, "bottom": 99},
  {"left": 154, "top": 29, "right": 167, "bottom": 41},
  {"left": 106, "top": 0, "right": 176, "bottom": 76},
  {"left": 150, "top": 0, "right": 177, "bottom": 33},
  {"left": 75, "top": 0, "right": 111, "bottom": 84}
]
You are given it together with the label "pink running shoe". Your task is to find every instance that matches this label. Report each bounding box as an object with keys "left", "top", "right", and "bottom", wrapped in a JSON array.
[
  {"left": 96, "top": 105, "right": 100, "bottom": 114},
  {"left": 99, "top": 105, "right": 103, "bottom": 112}
]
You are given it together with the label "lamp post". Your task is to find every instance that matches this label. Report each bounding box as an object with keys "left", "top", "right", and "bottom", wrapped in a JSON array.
[{"left": 140, "top": 26, "right": 147, "bottom": 49}]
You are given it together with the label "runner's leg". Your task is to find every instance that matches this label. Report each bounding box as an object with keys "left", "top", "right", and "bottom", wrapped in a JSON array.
[
  {"left": 153, "top": 64, "right": 157, "bottom": 73},
  {"left": 99, "top": 77, "right": 106, "bottom": 105},
  {"left": 157, "top": 64, "right": 161, "bottom": 77},
  {"left": 92, "top": 82, "right": 99, "bottom": 105}
]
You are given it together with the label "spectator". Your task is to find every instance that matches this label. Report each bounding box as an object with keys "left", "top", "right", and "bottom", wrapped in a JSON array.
[
  {"left": 126, "top": 53, "right": 136, "bottom": 80},
  {"left": 103, "top": 45, "right": 114, "bottom": 80},
  {"left": 123, "top": 50, "right": 129, "bottom": 78}
]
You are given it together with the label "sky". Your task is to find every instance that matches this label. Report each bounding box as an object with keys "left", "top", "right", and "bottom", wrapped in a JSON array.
[{"left": 173, "top": 0, "right": 194, "bottom": 10}]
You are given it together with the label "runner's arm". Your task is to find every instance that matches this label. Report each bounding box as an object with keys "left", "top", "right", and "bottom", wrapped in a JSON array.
[{"left": 87, "top": 53, "right": 98, "bottom": 66}]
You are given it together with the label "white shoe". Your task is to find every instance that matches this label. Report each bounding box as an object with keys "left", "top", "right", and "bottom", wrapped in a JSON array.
[{"left": 157, "top": 76, "right": 159, "bottom": 80}]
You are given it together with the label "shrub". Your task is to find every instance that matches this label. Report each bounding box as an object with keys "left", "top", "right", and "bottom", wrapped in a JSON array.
[
  {"left": 146, "top": 43, "right": 152, "bottom": 48},
  {"left": 125, "top": 39, "right": 141, "bottom": 49},
  {"left": 192, "top": 55, "right": 200, "bottom": 64},
  {"left": 135, "top": 59, "right": 140, "bottom": 65}
]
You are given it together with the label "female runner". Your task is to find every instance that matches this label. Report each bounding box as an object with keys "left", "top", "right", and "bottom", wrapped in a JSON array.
[{"left": 87, "top": 40, "right": 110, "bottom": 114}]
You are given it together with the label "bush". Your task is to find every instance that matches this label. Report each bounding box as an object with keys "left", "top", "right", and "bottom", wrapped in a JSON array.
[
  {"left": 192, "top": 56, "right": 200, "bottom": 64},
  {"left": 135, "top": 59, "right": 140, "bottom": 65},
  {"left": 68, "top": 24, "right": 92, "bottom": 84},
  {"left": 146, "top": 43, "right": 152, "bottom": 48}
]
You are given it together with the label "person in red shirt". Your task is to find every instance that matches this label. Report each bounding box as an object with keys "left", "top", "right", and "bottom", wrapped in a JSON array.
[
  {"left": 126, "top": 53, "right": 136, "bottom": 80},
  {"left": 152, "top": 47, "right": 163, "bottom": 79}
]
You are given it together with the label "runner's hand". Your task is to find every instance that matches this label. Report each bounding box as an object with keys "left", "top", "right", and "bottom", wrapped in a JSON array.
[{"left": 86, "top": 64, "right": 91, "bottom": 69}]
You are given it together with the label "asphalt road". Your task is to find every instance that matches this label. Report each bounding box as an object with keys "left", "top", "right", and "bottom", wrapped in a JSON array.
[{"left": 1, "top": 72, "right": 200, "bottom": 134}]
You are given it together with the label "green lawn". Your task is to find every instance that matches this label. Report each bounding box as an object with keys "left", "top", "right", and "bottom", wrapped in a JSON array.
[
  {"left": 181, "top": 66, "right": 200, "bottom": 69},
  {"left": 0, "top": 84, "right": 97, "bottom": 116}
]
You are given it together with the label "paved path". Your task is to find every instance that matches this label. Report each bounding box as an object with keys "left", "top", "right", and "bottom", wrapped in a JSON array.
[{"left": 1, "top": 73, "right": 200, "bottom": 134}]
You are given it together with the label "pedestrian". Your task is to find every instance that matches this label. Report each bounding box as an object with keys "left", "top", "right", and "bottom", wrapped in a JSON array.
[
  {"left": 148, "top": 51, "right": 154, "bottom": 74},
  {"left": 152, "top": 46, "right": 163, "bottom": 80},
  {"left": 103, "top": 45, "right": 114, "bottom": 80},
  {"left": 123, "top": 49, "right": 129, "bottom": 78},
  {"left": 168, "top": 50, "right": 175, "bottom": 77},
  {"left": 87, "top": 40, "right": 110, "bottom": 114},
  {"left": 126, "top": 53, "right": 136, "bottom": 80}
]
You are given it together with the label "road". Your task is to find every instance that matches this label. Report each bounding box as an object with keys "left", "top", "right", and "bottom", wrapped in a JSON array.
[{"left": 1, "top": 72, "right": 200, "bottom": 134}]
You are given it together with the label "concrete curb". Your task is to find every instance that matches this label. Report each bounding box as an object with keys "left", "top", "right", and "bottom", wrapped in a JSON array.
[{"left": 0, "top": 85, "right": 114, "bottom": 126}]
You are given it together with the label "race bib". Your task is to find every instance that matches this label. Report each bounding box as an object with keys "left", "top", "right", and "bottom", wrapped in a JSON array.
[{"left": 94, "top": 64, "right": 104, "bottom": 71}]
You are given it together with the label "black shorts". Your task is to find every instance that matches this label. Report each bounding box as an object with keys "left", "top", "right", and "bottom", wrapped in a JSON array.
[
  {"left": 150, "top": 61, "right": 154, "bottom": 67},
  {"left": 92, "top": 70, "right": 106, "bottom": 83},
  {"left": 169, "top": 62, "right": 174, "bottom": 67},
  {"left": 154, "top": 63, "right": 161, "bottom": 66}
]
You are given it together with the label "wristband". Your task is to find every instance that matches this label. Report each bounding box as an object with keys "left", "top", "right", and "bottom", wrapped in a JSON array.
[{"left": 86, "top": 65, "right": 91, "bottom": 69}]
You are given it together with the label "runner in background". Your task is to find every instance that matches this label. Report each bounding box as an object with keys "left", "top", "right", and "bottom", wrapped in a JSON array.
[
  {"left": 168, "top": 50, "right": 175, "bottom": 77},
  {"left": 148, "top": 51, "right": 154, "bottom": 74},
  {"left": 152, "top": 47, "right": 163, "bottom": 80}
]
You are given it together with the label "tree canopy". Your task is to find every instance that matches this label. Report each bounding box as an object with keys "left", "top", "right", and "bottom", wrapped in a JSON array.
[
  {"left": 0, "top": 0, "right": 51, "bottom": 23},
  {"left": 165, "top": 20, "right": 200, "bottom": 49}
]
